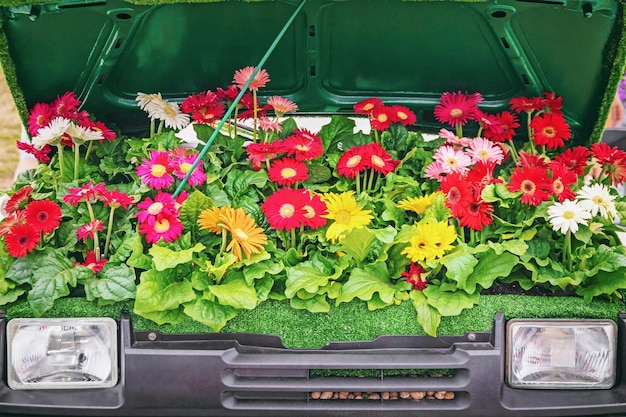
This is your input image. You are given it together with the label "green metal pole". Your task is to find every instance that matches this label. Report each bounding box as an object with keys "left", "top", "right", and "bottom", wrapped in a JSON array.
[{"left": 173, "top": 0, "right": 307, "bottom": 198}]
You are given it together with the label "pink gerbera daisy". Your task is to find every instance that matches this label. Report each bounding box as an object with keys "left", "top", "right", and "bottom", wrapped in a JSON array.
[
  {"left": 267, "top": 96, "right": 298, "bottom": 116},
  {"left": 268, "top": 158, "right": 309, "bottom": 186},
  {"left": 466, "top": 137, "right": 504, "bottom": 165},
  {"left": 136, "top": 192, "right": 179, "bottom": 223},
  {"left": 233, "top": 66, "right": 270, "bottom": 91},
  {"left": 171, "top": 152, "right": 207, "bottom": 187},
  {"left": 136, "top": 150, "right": 175, "bottom": 190},
  {"left": 101, "top": 189, "right": 134, "bottom": 210},
  {"left": 433, "top": 145, "right": 472, "bottom": 174},
  {"left": 51, "top": 91, "right": 81, "bottom": 118},
  {"left": 424, "top": 161, "right": 447, "bottom": 181},
  {"left": 77, "top": 219, "right": 105, "bottom": 241}
]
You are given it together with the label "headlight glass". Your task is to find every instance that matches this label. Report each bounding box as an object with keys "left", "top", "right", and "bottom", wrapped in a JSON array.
[
  {"left": 7, "top": 318, "right": 118, "bottom": 390},
  {"left": 506, "top": 319, "right": 617, "bottom": 389}
]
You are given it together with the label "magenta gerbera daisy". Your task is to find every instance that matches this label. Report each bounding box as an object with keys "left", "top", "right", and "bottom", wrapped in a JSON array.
[
  {"left": 76, "top": 250, "right": 108, "bottom": 274},
  {"left": 138, "top": 214, "right": 184, "bottom": 244},
  {"left": 434, "top": 91, "right": 483, "bottom": 127},
  {"left": 63, "top": 180, "right": 108, "bottom": 206},
  {"left": 136, "top": 192, "right": 179, "bottom": 223},
  {"left": 51, "top": 91, "right": 81, "bottom": 119},
  {"left": 136, "top": 150, "right": 175, "bottom": 190},
  {"left": 101, "top": 189, "right": 134, "bottom": 209},
  {"left": 27, "top": 102, "right": 53, "bottom": 136},
  {"left": 171, "top": 152, "right": 207, "bottom": 187},
  {"left": 77, "top": 219, "right": 105, "bottom": 241},
  {"left": 268, "top": 158, "right": 309, "bottom": 186},
  {"left": 370, "top": 106, "right": 394, "bottom": 131}
]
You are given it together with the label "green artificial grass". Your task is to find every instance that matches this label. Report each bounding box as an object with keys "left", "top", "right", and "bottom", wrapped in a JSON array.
[{"left": 6, "top": 295, "right": 624, "bottom": 348}]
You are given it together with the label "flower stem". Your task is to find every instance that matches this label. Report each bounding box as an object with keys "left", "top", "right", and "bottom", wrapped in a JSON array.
[
  {"left": 368, "top": 169, "right": 376, "bottom": 192},
  {"left": 564, "top": 230, "right": 572, "bottom": 271},
  {"left": 150, "top": 118, "right": 155, "bottom": 138},
  {"left": 220, "top": 229, "right": 228, "bottom": 254},
  {"left": 356, "top": 172, "right": 361, "bottom": 195},
  {"left": 253, "top": 90, "right": 258, "bottom": 143},
  {"left": 103, "top": 207, "right": 116, "bottom": 258},
  {"left": 57, "top": 144, "right": 65, "bottom": 179},
  {"left": 291, "top": 227, "right": 297, "bottom": 251},
  {"left": 74, "top": 144, "right": 80, "bottom": 181},
  {"left": 361, "top": 170, "right": 368, "bottom": 194}
]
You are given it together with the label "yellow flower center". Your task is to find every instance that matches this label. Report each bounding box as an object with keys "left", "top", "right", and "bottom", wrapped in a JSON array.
[
  {"left": 335, "top": 210, "right": 351, "bottom": 224},
  {"left": 363, "top": 103, "right": 375, "bottom": 111},
  {"left": 377, "top": 114, "right": 388, "bottom": 123},
  {"left": 151, "top": 164, "right": 167, "bottom": 178},
  {"left": 450, "top": 108, "right": 463, "bottom": 117},
  {"left": 553, "top": 179, "right": 564, "bottom": 194},
  {"left": 279, "top": 203, "right": 295, "bottom": 218},
  {"left": 154, "top": 218, "right": 170, "bottom": 233},
  {"left": 281, "top": 167, "right": 297, "bottom": 179},
  {"left": 148, "top": 202, "right": 164, "bottom": 215},
  {"left": 542, "top": 126, "right": 556, "bottom": 138},
  {"left": 233, "top": 228, "right": 249, "bottom": 241},
  {"left": 303, "top": 205, "right": 315, "bottom": 218},
  {"left": 165, "top": 105, "right": 177, "bottom": 117},
  {"left": 592, "top": 196, "right": 604, "bottom": 204},
  {"left": 180, "top": 162, "right": 192, "bottom": 174},
  {"left": 397, "top": 111, "right": 408, "bottom": 120},
  {"left": 347, "top": 155, "right": 362, "bottom": 168},
  {"left": 446, "top": 157, "right": 458, "bottom": 167},
  {"left": 477, "top": 149, "right": 490, "bottom": 160},
  {"left": 295, "top": 144, "right": 310, "bottom": 151},
  {"left": 371, "top": 155, "right": 385, "bottom": 168},
  {"left": 562, "top": 210, "right": 575, "bottom": 220}
]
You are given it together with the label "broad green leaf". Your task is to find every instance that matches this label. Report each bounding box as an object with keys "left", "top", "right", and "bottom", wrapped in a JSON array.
[
  {"left": 336, "top": 263, "right": 395, "bottom": 305},
  {"left": 6, "top": 254, "right": 43, "bottom": 285},
  {"left": 339, "top": 228, "right": 376, "bottom": 263},
  {"left": 243, "top": 260, "right": 284, "bottom": 284},
  {"left": 423, "top": 286, "right": 479, "bottom": 317},
  {"left": 134, "top": 269, "right": 196, "bottom": 314},
  {"left": 463, "top": 251, "right": 518, "bottom": 293},
  {"left": 83, "top": 264, "right": 137, "bottom": 302},
  {"left": 125, "top": 233, "right": 152, "bottom": 270},
  {"left": 27, "top": 252, "right": 89, "bottom": 317},
  {"left": 576, "top": 270, "right": 626, "bottom": 303},
  {"left": 367, "top": 293, "right": 395, "bottom": 311},
  {"left": 149, "top": 243, "right": 205, "bottom": 271},
  {"left": 0, "top": 288, "right": 25, "bottom": 306},
  {"left": 411, "top": 290, "right": 441, "bottom": 337},
  {"left": 440, "top": 245, "right": 478, "bottom": 289},
  {"left": 319, "top": 115, "right": 355, "bottom": 151},
  {"left": 208, "top": 275, "right": 258, "bottom": 310},
  {"left": 285, "top": 259, "right": 332, "bottom": 298},
  {"left": 180, "top": 190, "right": 214, "bottom": 229},
  {"left": 135, "top": 308, "right": 185, "bottom": 325},
  {"left": 206, "top": 252, "right": 238, "bottom": 282},
  {"left": 183, "top": 298, "right": 239, "bottom": 331},
  {"left": 290, "top": 294, "right": 331, "bottom": 313}
]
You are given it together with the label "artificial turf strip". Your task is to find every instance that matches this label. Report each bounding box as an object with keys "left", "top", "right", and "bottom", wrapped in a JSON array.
[{"left": 5, "top": 295, "right": 624, "bottom": 348}]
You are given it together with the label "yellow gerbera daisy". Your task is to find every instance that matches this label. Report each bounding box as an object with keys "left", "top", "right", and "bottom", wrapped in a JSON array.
[
  {"left": 321, "top": 191, "right": 373, "bottom": 243},
  {"left": 198, "top": 206, "right": 231, "bottom": 234},
  {"left": 401, "top": 221, "right": 457, "bottom": 262},
  {"left": 219, "top": 207, "right": 267, "bottom": 261},
  {"left": 397, "top": 193, "right": 438, "bottom": 215}
]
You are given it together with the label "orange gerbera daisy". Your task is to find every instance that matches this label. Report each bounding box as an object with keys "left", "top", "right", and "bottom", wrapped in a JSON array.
[
  {"left": 219, "top": 207, "right": 267, "bottom": 261},
  {"left": 198, "top": 206, "right": 231, "bottom": 234}
]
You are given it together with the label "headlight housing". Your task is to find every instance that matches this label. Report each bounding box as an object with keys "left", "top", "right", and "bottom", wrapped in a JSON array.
[
  {"left": 506, "top": 319, "right": 617, "bottom": 389},
  {"left": 7, "top": 317, "right": 118, "bottom": 390}
]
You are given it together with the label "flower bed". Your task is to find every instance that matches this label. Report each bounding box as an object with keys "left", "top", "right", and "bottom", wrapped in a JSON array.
[{"left": 1, "top": 66, "right": 626, "bottom": 336}]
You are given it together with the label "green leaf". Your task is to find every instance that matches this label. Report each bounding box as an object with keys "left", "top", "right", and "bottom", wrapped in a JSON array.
[
  {"left": 135, "top": 308, "right": 186, "bottom": 325},
  {"left": 285, "top": 260, "right": 332, "bottom": 298},
  {"left": 336, "top": 263, "right": 395, "bottom": 305},
  {"left": 134, "top": 269, "right": 196, "bottom": 314},
  {"left": 423, "top": 286, "right": 479, "bottom": 317},
  {"left": 411, "top": 290, "right": 441, "bottom": 337},
  {"left": 180, "top": 190, "right": 214, "bottom": 230},
  {"left": 0, "top": 289, "right": 25, "bottom": 306},
  {"left": 319, "top": 115, "right": 355, "bottom": 152},
  {"left": 576, "top": 270, "right": 626, "bottom": 302},
  {"left": 208, "top": 275, "right": 258, "bottom": 310},
  {"left": 290, "top": 294, "right": 331, "bottom": 313},
  {"left": 6, "top": 254, "right": 43, "bottom": 285},
  {"left": 123, "top": 233, "right": 152, "bottom": 270},
  {"left": 243, "top": 260, "right": 284, "bottom": 285},
  {"left": 27, "top": 251, "right": 89, "bottom": 317},
  {"left": 206, "top": 252, "right": 238, "bottom": 282},
  {"left": 83, "top": 264, "right": 137, "bottom": 302},
  {"left": 149, "top": 243, "right": 205, "bottom": 271},
  {"left": 339, "top": 228, "right": 376, "bottom": 263},
  {"left": 183, "top": 298, "right": 239, "bottom": 331},
  {"left": 463, "top": 251, "right": 518, "bottom": 293},
  {"left": 440, "top": 245, "right": 478, "bottom": 289}
]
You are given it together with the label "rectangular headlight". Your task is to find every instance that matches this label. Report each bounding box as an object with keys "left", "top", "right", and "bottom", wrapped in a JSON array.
[
  {"left": 7, "top": 318, "right": 118, "bottom": 390},
  {"left": 506, "top": 319, "right": 617, "bottom": 389}
]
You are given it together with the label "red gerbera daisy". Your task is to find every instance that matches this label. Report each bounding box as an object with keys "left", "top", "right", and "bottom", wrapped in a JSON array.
[
  {"left": 353, "top": 98, "right": 384, "bottom": 116},
  {"left": 439, "top": 172, "right": 473, "bottom": 217},
  {"left": 136, "top": 150, "right": 175, "bottom": 190},
  {"left": 530, "top": 112, "right": 571, "bottom": 150},
  {"left": 5, "top": 223, "right": 41, "bottom": 257},
  {"left": 233, "top": 66, "right": 270, "bottom": 92},
  {"left": 591, "top": 142, "right": 621, "bottom": 165},
  {"left": 388, "top": 105, "right": 417, "bottom": 126},
  {"left": 268, "top": 158, "right": 309, "bottom": 186},
  {"left": 337, "top": 144, "right": 370, "bottom": 179},
  {"left": 517, "top": 151, "right": 548, "bottom": 169},
  {"left": 591, "top": 143, "right": 626, "bottom": 186},
  {"left": 542, "top": 92, "right": 563, "bottom": 113},
  {"left": 465, "top": 161, "right": 503, "bottom": 192},
  {"left": 0, "top": 210, "right": 26, "bottom": 236},
  {"left": 101, "top": 189, "right": 134, "bottom": 210},
  {"left": 5, "top": 186, "right": 33, "bottom": 214},
  {"left": 246, "top": 142, "right": 280, "bottom": 170},
  {"left": 237, "top": 93, "right": 269, "bottom": 120},
  {"left": 89, "top": 121, "right": 117, "bottom": 142},
  {"left": 300, "top": 190, "right": 328, "bottom": 229},
  {"left": 367, "top": 143, "right": 400, "bottom": 176},
  {"left": 552, "top": 146, "right": 590, "bottom": 176},
  {"left": 27, "top": 102, "right": 53, "bottom": 136},
  {"left": 370, "top": 106, "right": 394, "bottom": 131},
  {"left": 459, "top": 194, "right": 493, "bottom": 231},
  {"left": 401, "top": 263, "right": 428, "bottom": 291},
  {"left": 434, "top": 91, "right": 483, "bottom": 127},
  {"left": 483, "top": 111, "right": 519, "bottom": 143},
  {"left": 277, "top": 129, "right": 324, "bottom": 161},
  {"left": 216, "top": 84, "right": 240, "bottom": 103},
  {"left": 261, "top": 188, "right": 308, "bottom": 231},
  {"left": 24, "top": 199, "right": 63, "bottom": 234},
  {"left": 77, "top": 219, "right": 105, "bottom": 241},
  {"left": 181, "top": 91, "right": 225, "bottom": 124},
  {"left": 76, "top": 250, "right": 108, "bottom": 274},
  {"left": 509, "top": 96, "right": 544, "bottom": 114},
  {"left": 507, "top": 166, "right": 552, "bottom": 206},
  {"left": 16, "top": 141, "right": 51, "bottom": 164},
  {"left": 548, "top": 161, "right": 577, "bottom": 202}
]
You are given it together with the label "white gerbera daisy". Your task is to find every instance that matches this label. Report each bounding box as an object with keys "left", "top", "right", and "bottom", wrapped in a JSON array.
[
  {"left": 548, "top": 199, "right": 592, "bottom": 234},
  {"left": 140, "top": 94, "right": 190, "bottom": 131},
  {"left": 433, "top": 145, "right": 472, "bottom": 174},
  {"left": 466, "top": 137, "right": 504, "bottom": 164},
  {"left": 32, "top": 116, "right": 72, "bottom": 149},
  {"left": 576, "top": 183, "right": 617, "bottom": 219},
  {"left": 135, "top": 92, "right": 163, "bottom": 112},
  {"left": 66, "top": 122, "right": 103, "bottom": 145}
]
